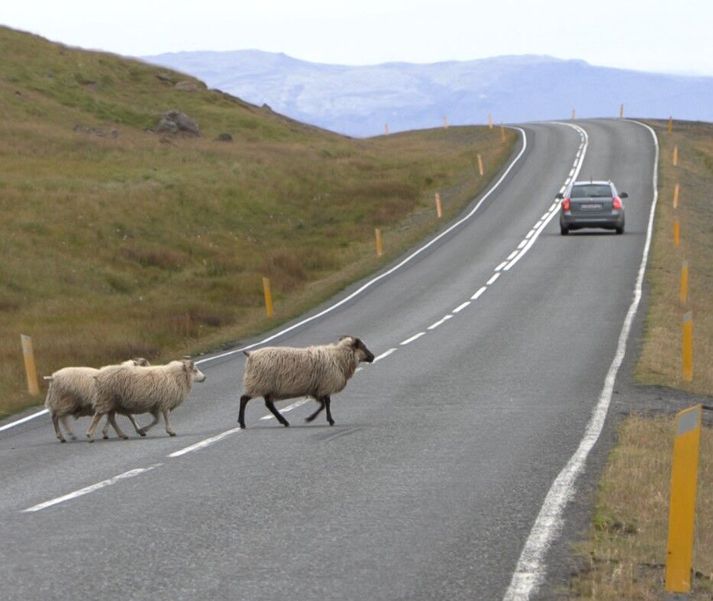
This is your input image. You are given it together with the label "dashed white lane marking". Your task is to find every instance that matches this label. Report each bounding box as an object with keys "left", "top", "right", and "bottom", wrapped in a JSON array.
[
  {"left": 428, "top": 315, "right": 453, "bottom": 330},
  {"left": 495, "top": 261, "right": 509, "bottom": 272},
  {"left": 22, "top": 463, "right": 164, "bottom": 513},
  {"left": 374, "top": 348, "right": 398, "bottom": 362},
  {"left": 507, "top": 250, "right": 518, "bottom": 261},
  {"left": 452, "top": 301, "right": 471, "bottom": 314},
  {"left": 525, "top": 230, "right": 535, "bottom": 240},
  {"left": 169, "top": 428, "right": 242, "bottom": 456},
  {"left": 260, "top": 398, "right": 312, "bottom": 420},
  {"left": 517, "top": 239, "right": 528, "bottom": 249},
  {"left": 486, "top": 272, "right": 501, "bottom": 285},
  {"left": 400, "top": 332, "right": 426, "bottom": 346},
  {"left": 471, "top": 286, "right": 487, "bottom": 300},
  {"left": 503, "top": 120, "right": 655, "bottom": 601}
]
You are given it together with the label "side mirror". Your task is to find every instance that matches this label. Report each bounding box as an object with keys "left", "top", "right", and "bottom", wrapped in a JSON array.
[
  {"left": 620, "top": 192, "right": 629, "bottom": 198},
  {"left": 556, "top": 192, "right": 564, "bottom": 199}
]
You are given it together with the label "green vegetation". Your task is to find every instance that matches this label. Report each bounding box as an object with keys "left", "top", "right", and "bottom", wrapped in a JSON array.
[{"left": 0, "top": 26, "right": 516, "bottom": 417}]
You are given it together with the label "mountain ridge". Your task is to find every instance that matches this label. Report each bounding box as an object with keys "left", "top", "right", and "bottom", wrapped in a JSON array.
[{"left": 143, "top": 50, "right": 713, "bottom": 137}]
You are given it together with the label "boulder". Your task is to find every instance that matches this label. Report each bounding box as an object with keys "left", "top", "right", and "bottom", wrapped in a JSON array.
[{"left": 156, "top": 111, "right": 200, "bottom": 136}]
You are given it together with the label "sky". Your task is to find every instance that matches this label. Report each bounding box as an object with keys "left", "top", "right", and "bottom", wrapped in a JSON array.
[{"left": 2, "top": 0, "right": 712, "bottom": 76}]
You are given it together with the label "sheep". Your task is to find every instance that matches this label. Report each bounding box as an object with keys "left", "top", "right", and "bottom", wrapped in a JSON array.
[
  {"left": 44, "top": 358, "right": 150, "bottom": 443},
  {"left": 238, "top": 335, "right": 374, "bottom": 429},
  {"left": 86, "top": 358, "right": 206, "bottom": 441}
]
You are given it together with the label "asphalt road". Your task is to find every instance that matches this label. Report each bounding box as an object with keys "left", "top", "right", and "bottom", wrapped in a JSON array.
[{"left": 0, "top": 119, "right": 657, "bottom": 601}]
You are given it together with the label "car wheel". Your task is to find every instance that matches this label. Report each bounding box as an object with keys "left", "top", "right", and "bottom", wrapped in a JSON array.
[
  {"left": 615, "top": 226, "right": 624, "bottom": 235},
  {"left": 560, "top": 225, "right": 569, "bottom": 235}
]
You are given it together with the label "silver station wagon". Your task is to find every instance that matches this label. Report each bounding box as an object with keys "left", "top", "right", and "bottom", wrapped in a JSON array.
[{"left": 557, "top": 180, "right": 628, "bottom": 235}]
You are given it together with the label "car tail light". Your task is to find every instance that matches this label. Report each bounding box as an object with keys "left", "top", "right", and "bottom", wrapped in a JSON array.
[
  {"left": 562, "top": 197, "right": 571, "bottom": 211},
  {"left": 612, "top": 196, "right": 622, "bottom": 210}
]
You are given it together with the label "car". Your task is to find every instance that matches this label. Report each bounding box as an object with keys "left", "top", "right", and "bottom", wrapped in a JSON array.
[{"left": 557, "top": 180, "right": 628, "bottom": 235}]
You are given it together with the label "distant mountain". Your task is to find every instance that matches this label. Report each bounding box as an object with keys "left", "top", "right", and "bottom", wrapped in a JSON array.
[{"left": 142, "top": 50, "right": 713, "bottom": 137}]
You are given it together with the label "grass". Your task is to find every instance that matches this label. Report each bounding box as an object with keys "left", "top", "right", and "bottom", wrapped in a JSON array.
[
  {"left": 0, "top": 25, "right": 516, "bottom": 418},
  {"left": 567, "top": 119, "right": 713, "bottom": 599}
]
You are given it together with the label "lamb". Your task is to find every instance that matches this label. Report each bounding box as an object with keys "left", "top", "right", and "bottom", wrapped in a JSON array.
[
  {"left": 86, "top": 358, "right": 206, "bottom": 441},
  {"left": 238, "top": 335, "right": 374, "bottom": 429},
  {"left": 44, "top": 358, "right": 150, "bottom": 443}
]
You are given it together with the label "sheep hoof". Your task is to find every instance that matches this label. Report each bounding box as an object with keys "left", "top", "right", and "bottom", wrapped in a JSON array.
[
  {"left": 168, "top": 431, "right": 176, "bottom": 437},
  {"left": 137, "top": 429, "right": 146, "bottom": 437},
  {"left": 121, "top": 435, "right": 129, "bottom": 440},
  {"left": 102, "top": 434, "right": 109, "bottom": 440},
  {"left": 59, "top": 438, "right": 66, "bottom": 443},
  {"left": 328, "top": 421, "right": 335, "bottom": 426},
  {"left": 282, "top": 422, "right": 290, "bottom": 428}
]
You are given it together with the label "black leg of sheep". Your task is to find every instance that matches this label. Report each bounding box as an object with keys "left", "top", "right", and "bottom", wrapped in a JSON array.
[
  {"left": 305, "top": 395, "right": 335, "bottom": 426},
  {"left": 264, "top": 395, "right": 289, "bottom": 427}
]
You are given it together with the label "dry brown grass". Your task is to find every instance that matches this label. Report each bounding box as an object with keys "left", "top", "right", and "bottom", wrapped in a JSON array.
[
  {"left": 568, "top": 120, "right": 713, "bottom": 599},
  {"left": 567, "top": 415, "right": 713, "bottom": 600},
  {"left": 636, "top": 120, "right": 713, "bottom": 394}
]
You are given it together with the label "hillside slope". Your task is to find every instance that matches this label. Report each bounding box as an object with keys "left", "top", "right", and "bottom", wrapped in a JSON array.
[
  {"left": 0, "top": 26, "right": 516, "bottom": 416},
  {"left": 143, "top": 50, "right": 713, "bottom": 136}
]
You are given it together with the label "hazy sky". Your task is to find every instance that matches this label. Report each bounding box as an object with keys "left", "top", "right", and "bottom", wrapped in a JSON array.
[{"left": 2, "top": 0, "right": 712, "bottom": 75}]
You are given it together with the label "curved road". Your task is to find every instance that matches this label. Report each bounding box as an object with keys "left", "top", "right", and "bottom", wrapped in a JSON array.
[{"left": 0, "top": 119, "right": 657, "bottom": 601}]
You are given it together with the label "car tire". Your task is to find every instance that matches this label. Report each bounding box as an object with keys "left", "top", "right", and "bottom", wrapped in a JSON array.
[
  {"left": 560, "top": 225, "right": 569, "bottom": 235},
  {"left": 615, "top": 226, "right": 624, "bottom": 235}
]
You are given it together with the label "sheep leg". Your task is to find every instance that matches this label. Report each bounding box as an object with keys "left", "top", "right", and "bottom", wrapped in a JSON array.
[
  {"left": 101, "top": 417, "right": 111, "bottom": 439},
  {"left": 238, "top": 395, "right": 251, "bottom": 429},
  {"left": 86, "top": 413, "right": 103, "bottom": 441},
  {"left": 106, "top": 411, "right": 129, "bottom": 440},
  {"left": 323, "top": 395, "right": 335, "bottom": 426},
  {"left": 264, "top": 395, "right": 289, "bottom": 427},
  {"left": 305, "top": 399, "right": 325, "bottom": 423},
  {"left": 51, "top": 412, "right": 66, "bottom": 443},
  {"left": 126, "top": 413, "right": 145, "bottom": 436},
  {"left": 162, "top": 408, "right": 176, "bottom": 436},
  {"left": 59, "top": 415, "right": 77, "bottom": 440},
  {"left": 137, "top": 409, "right": 160, "bottom": 436}
]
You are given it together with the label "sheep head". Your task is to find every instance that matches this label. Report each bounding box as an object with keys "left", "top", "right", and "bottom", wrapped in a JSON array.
[{"left": 339, "top": 336, "right": 374, "bottom": 363}]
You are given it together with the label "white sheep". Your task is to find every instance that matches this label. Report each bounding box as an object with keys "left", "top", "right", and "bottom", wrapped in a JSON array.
[
  {"left": 238, "top": 336, "right": 374, "bottom": 429},
  {"left": 44, "top": 358, "right": 150, "bottom": 443},
  {"left": 86, "top": 358, "right": 206, "bottom": 441}
]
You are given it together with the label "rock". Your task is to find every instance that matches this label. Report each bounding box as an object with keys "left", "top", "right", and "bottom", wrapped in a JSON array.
[
  {"left": 156, "top": 111, "right": 200, "bottom": 136},
  {"left": 175, "top": 80, "right": 201, "bottom": 92}
]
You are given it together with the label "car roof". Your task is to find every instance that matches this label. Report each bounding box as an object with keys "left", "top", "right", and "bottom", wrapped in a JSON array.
[{"left": 572, "top": 180, "right": 612, "bottom": 186}]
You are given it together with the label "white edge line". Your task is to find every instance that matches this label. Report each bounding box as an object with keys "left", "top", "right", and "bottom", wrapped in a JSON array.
[
  {"left": 400, "top": 332, "right": 426, "bottom": 346},
  {"left": 0, "top": 128, "right": 529, "bottom": 435},
  {"left": 22, "top": 463, "right": 164, "bottom": 513},
  {"left": 0, "top": 409, "right": 49, "bottom": 432},
  {"left": 471, "top": 286, "right": 487, "bottom": 300},
  {"left": 502, "top": 120, "right": 659, "bottom": 601},
  {"left": 452, "top": 301, "right": 471, "bottom": 314},
  {"left": 168, "top": 428, "right": 242, "bottom": 456}
]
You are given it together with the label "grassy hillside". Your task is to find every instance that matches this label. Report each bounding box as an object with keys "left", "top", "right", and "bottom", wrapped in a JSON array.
[{"left": 0, "top": 26, "right": 516, "bottom": 417}]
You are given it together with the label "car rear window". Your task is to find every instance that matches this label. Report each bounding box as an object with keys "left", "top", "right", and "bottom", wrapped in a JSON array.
[{"left": 571, "top": 184, "right": 612, "bottom": 198}]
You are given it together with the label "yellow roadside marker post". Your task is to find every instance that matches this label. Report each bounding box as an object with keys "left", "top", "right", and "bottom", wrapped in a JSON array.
[
  {"left": 673, "top": 145, "right": 679, "bottom": 166},
  {"left": 619, "top": 103, "right": 624, "bottom": 118},
  {"left": 681, "top": 312, "right": 693, "bottom": 382},
  {"left": 665, "top": 404, "right": 702, "bottom": 594},
  {"left": 477, "top": 153, "right": 484, "bottom": 177},
  {"left": 262, "top": 277, "right": 274, "bottom": 318},
  {"left": 435, "top": 192, "right": 443, "bottom": 219},
  {"left": 679, "top": 260, "right": 689, "bottom": 306},
  {"left": 668, "top": 116, "right": 673, "bottom": 133},
  {"left": 487, "top": 113, "right": 493, "bottom": 129},
  {"left": 374, "top": 228, "right": 383, "bottom": 257},
  {"left": 20, "top": 334, "right": 40, "bottom": 396},
  {"left": 673, "top": 183, "right": 680, "bottom": 209},
  {"left": 673, "top": 216, "right": 680, "bottom": 248}
]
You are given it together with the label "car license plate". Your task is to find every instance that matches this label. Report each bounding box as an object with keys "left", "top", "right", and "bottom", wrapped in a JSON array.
[{"left": 581, "top": 203, "right": 602, "bottom": 210}]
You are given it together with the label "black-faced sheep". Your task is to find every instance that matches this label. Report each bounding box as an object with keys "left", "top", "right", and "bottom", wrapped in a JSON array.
[
  {"left": 238, "top": 336, "right": 374, "bottom": 429},
  {"left": 86, "top": 359, "right": 206, "bottom": 441},
  {"left": 44, "top": 358, "right": 150, "bottom": 443}
]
